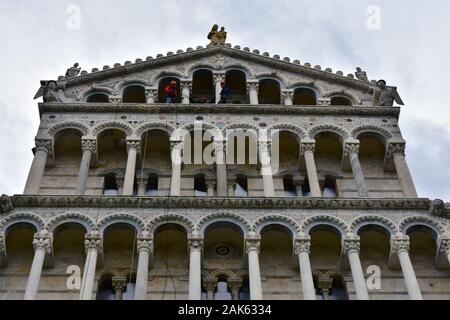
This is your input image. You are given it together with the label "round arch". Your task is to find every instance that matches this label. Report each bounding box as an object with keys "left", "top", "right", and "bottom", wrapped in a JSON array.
[
  {"left": 308, "top": 124, "right": 350, "bottom": 140},
  {"left": 97, "top": 214, "right": 146, "bottom": 234},
  {"left": 301, "top": 215, "right": 348, "bottom": 236},
  {"left": 48, "top": 122, "right": 90, "bottom": 138},
  {"left": 197, "top": 213, "right": 251, "bottom": 235},
  {"left": 47, "top": 213, "right": 95, "bottom": 234},
  {"left": 253, "top": 215, "right": 300, "bottom": 236},
  {"left": 147, "top": 214, "right": 194, "bottom": 235},
  {"left": 349, "top": 215, "right": 398, "bottom": 236},
  {"left": 92, "top": 121, "right": 134, "bottom": 137},
  {"left": 0, "top": 213, "right": 45, "bottom": 234}
]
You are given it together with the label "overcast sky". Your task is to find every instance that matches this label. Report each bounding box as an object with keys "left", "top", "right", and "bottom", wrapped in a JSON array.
[{"left": 0, "top": 0, "right": 449, "bottom": 200}]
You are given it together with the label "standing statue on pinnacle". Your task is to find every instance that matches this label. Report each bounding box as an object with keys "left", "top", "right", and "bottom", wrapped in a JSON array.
[{"left": 208, "top": 25, "right": 227, "bottom": 45}]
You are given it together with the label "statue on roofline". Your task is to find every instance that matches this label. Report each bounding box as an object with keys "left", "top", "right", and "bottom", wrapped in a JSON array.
[
  {"left": 376, "top": 79, "right": 404, "bottom": 106},
  {"left": 65, "top": 63, "right": 81, "bottom": 78},
  {"left": 355, "top": 67, "right": 369, "bottom": 82},
  {"left": 208, "top": 25, "right": 227, "bottom": 45}
]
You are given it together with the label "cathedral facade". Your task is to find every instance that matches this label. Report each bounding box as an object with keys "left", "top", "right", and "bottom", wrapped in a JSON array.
[{"left": 1, "top": 39, "right": 450, "bottom": 300}]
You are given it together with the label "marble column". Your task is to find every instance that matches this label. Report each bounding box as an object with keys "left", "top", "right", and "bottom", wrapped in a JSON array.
[
  {"left": 188, "top": 233, "right": 203, "bottom": 300},
  {"left": 137, "top": 180, "right": 147, "bottom": 196},
  {"left": 227, "top": 180, "right": 236, "bottom": 197},
  {"left": 170, "top": 141, "right": 183, "bottom": 196},
  {"left": 214, "top": 74, "right": 225, "bottom": 104},
  {"left": 344, "top": 143, "right": 369, "bottom": 197},
  {"left": 246, "top": 233, "right": 263, "bottom": 300},
  {"left": 24, "top": 231, "right": 52, "bottom": 300},
  {"left": 294, "top": 235, "right": 316, "bottom": 300},
  {"left": 215, "top": 140, "right": 228, "bottom": 196},
  {"left": 282, "top": 91, "right": 294, "bottom": 106},
  {"left": 79, "top": 233, "right": 102, "bottom": 300},
  {"left": 391, "top": 235, "right": 423, "bottom": 300},
  {"left": 123, "top": 141, "right": 140, "bottom": 196},
  {"left": 75, "top": 139, "right": 96, "bottom": 195},
  {"left": 247, "top": 83, "right": 259, "bottom": 105},
  {"left": 228, "top": 279, "right": 243, "bottom": 300},
  {"left": 145, "top": 88, "right": 158, "bottom": 104},
  {"left": 134, "top": 234, "right": 153, "bottom": 300},
  {"left": 112, "top": 277, "right": 127, "bottom": 300},
  {"left": 258, "top": 141, "right": 275, "bottom": 197},
  {"left": 343, "top": 235, "right": 370, "bottom": 300},
  {"left": 388, "top": 143, "right": 418, "bottom": 198},
  {"left": 206, "top": 180, "right": 216, "bottom": 197},
  {"left": 300, "top": 142, "right": 321, "bottom": 197},
  {"left": 24, "top": 140, "right": 51, "bottom": 195},
  {"left": 203, "top": 278, "right": 217, "bottom": 301},
  {"left": 181, "top": 81, "right": 192, "bottom": 104}
]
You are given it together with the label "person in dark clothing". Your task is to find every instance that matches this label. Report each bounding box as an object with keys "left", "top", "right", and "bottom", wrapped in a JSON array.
[{"left": 219, "top": 81, "right": 231, "bottom": 104}]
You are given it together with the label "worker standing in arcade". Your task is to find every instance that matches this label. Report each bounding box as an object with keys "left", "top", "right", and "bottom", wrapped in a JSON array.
[{"left": 164, "top": 80, "right": 178, "bottom": 104}]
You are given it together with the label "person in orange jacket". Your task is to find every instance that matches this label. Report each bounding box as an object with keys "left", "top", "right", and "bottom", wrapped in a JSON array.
[{"left": 164, "top": 81, "right": 178, "bottom": 103}]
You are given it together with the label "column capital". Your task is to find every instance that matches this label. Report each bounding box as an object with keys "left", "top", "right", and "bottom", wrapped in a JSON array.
[
  {"left": 387, "top": 142, "right": 406, "bottom": 159},
  {"left": 317, "top": 277, "right": 333, "bottom": 294},
  {"left": 391, "top": 235, "right": 410, "bottom": 254},
  {"left": 258, "top": 141, "right": 271, "bottom": 156},
  {"left": 203, "top": 277, "right": 218, "bottom": 291},
  {"left": 137, "top": 237, "right": 154, "bottom": 253},
  {"left": 126, "top": 140, "right": 140, "bottom": 152},
  {"left": 342, "top": 235, "right": 361, "bottom": 254},
  {"left": 170, "top": 141, "right": 183, "bottom": 152},
  {"left": 180, "top": 80, "right": 193, "bottom": 91},
  {"left": 344, "top": 142, "right": 360, "bottom": 157},
  {"left": 213, "top": 73, "right": 226, "bottom": 82},
  {"left": 81, "top": 139, "right": 97, "bottom": 153},
  {"left": 35, "top": 140, "right": 52, "bottom": 154},
  {"left": 109, "top": 96, "right": 122, "bottom": 103},
  {"left": 294, "top": 236, "right": 311, "bottom": 254},
  {"left": 85, "top": 232, "right": 103, "bottom": 253},
  {"left": 145, "top": 88, "right": 158, "bottom": 101},
  {"left": 228, "top": 278, "right": 243, "bottom": 292},
  {"left": 188, "top": 234, "right": 204, "bottom": 251},
  {"left": 439, "top": 238, "right": 450, "bottom": 255},
  {"left": 281, "top": 90, "right": 294, "bottom": 99},
  {"left": 32, "top": 231, "right": 52, "bottom": 254},
  {"left": 300, "top": 142, "right": 316, "bottom": 155},
  {"left": 245, "top": 234, "right": 261, "bottom": 254},
  {"left": 112, "top": 276, "right": 128, "bottom": 291},
  {"left": 246, "top": 82, "right": 259, "bottom": 93}
]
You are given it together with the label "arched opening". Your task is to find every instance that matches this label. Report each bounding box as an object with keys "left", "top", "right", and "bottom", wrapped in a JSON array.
[
  {"left": 122, "top": 85, "right": 146, "bottom": 103},
  {"left": 293, "top": 88, "right": 317, "bottom": 105},
  {"left": 140, "top": 130, "right": 171, "bottom": 196},
  {"left": 235, "top": 174, "right": 248, "bottom": 197},
  {"left": 260, "top": 224, "right": 297, "bottom": 299},
  {"left": 258, "top": 79, "right": 281, "bottom": 104},
  {"left": 53, "top": 223, "right": 86, "bottom": 298},
  {"left": 358, "top": 225, "right": 391, "bottom": 278},
  {"left": 152, "top": 224, "right": 188, "bottom": 300},
  {"left": 145, "top": 173, "right": 159, "bottom": 196},
  {"left": 192, "top": 69, "right": 214, "bottom": 103},
  {"left": 87, "top": 93, "right": 109, "bottom": 103},
  {"left": 314, "top": 132, "right": 343, "bottom": 197},
  {"left": 96, "top": 273, "right": 115, "bottom": 300},
  {"left": 97, "top": 129, "right": 127, "bottom": 181},
  {"left": 238, "top": 278, "right": 250, "bottom": 300},
  {"left": 322, "top": 174, "right": 337, "bottom": 197},
  {"left": 225, "top": 70, "right": 247, "bottom": 104},
  {"left": 330, "top": 96, "right": 352, "bottom": 106},
  {"left": 328, "top": 275, "right": 348, "bottom": 300},
  {"left": 302, "top": 178, "right": 311, "bottom": 197},
  {"left": 309, "top": 225, "right": 342, "bottom": 269},
  {"left": 158, "top": 77, "right": 181, "bottom": 103},
  {"left": 103, "top": 173, "right": 118, "bottom": 195},
  {"left": 45, "top": 129, "right": 82, "bottom": 194},
  {"left": 194, "top": 174, "right": 208, "bottom": 196},
  {"left": 215, "top": 277, "right": 232, "bottom": 300},
  {"left": 358, "top": 133, "right": 390, "bottom": 196},
  {"left": 274, "top": 131, "right": 300, "bottom": 174},
  {"left": 283, "top": 174, "right": 297, "bottom": 197},
  {"left": 0, "top": 223, "right": 36, "bottom": 299}
]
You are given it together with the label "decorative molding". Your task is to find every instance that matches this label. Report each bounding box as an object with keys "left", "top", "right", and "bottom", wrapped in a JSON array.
[
  {"left": 308, "top": 124, "right": 350, "bottom": 139},
  {"left": 38, "top": 103, "right": 401, "bottom": 118},
  {"left": 350, "top": 125, "right": 393, "bottom": 140},
  {"left": 349, "top": 215, "right": 398, "bottom": 235},
  {"left": 10, "top": 195, "right": 432, "bottom": 211},
  {"left": 342, "top": 236, "right": 360, "bottom": 255},
  {"left": 48, "top": 121, "right": 90, "bottom": 137}
]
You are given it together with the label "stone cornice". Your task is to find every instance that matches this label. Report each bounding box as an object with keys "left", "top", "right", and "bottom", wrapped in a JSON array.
[
  {"left": 39, "top": 103, "right": 401, "bottom": 118},
  {"left": 63, "top": 46, "right": 377, "bottom": 92},
  {"left": 8, "top": 195, "right": 434, "bottom": 212}
]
